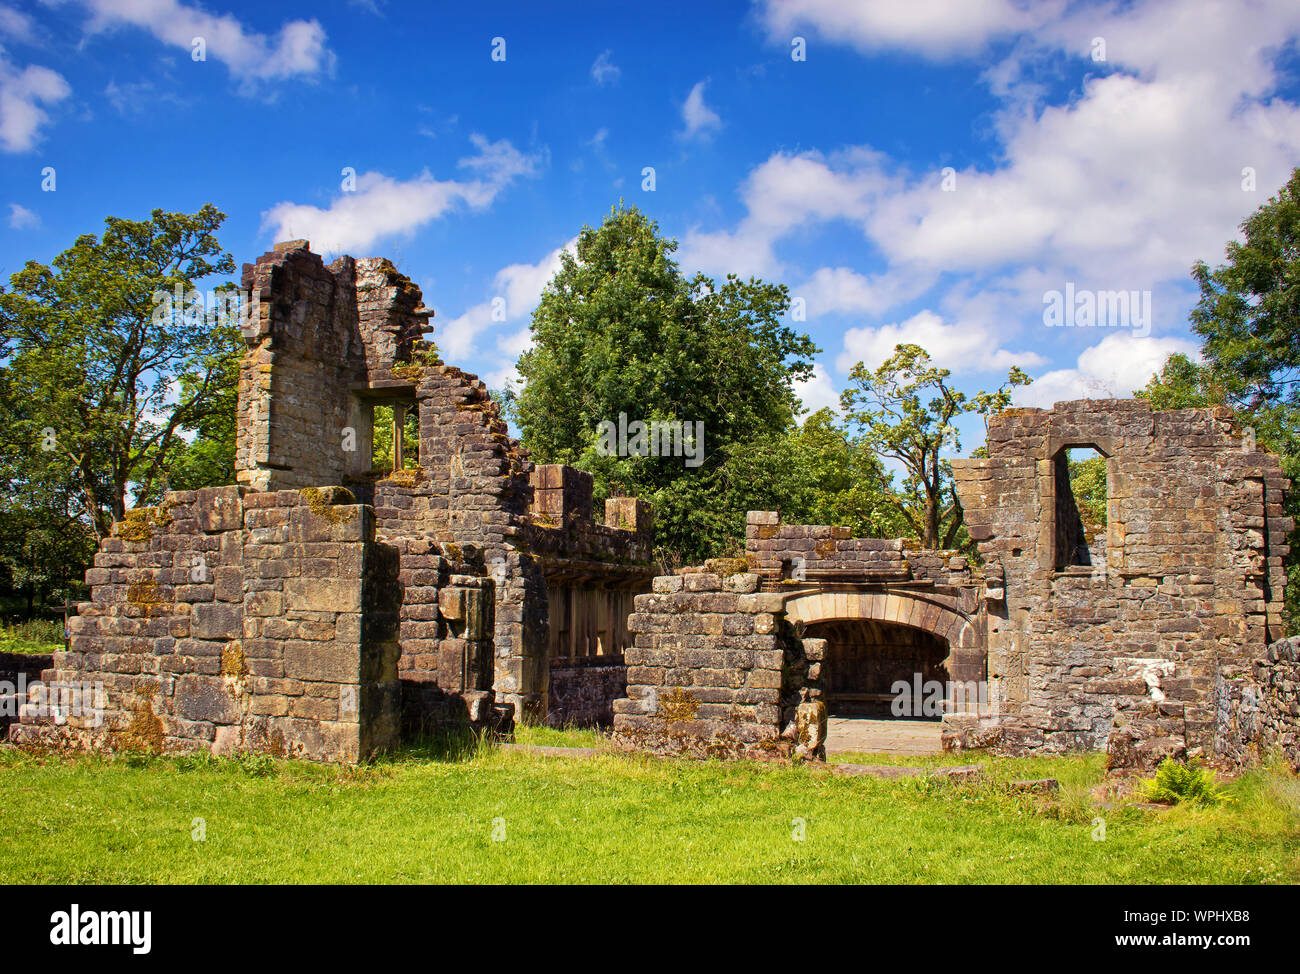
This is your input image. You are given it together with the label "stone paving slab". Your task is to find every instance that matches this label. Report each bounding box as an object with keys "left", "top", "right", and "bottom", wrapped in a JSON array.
[
  {"left": 831, "top": 763, "right": 982, "bottom": 780},
  {"left": 825, "top": 717, "right": 944, "bottom": 755}
]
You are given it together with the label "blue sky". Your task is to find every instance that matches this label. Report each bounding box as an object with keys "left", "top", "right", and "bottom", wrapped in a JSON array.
[{"left": 3, "top": 0, "right": 1300, "bottom": 452}]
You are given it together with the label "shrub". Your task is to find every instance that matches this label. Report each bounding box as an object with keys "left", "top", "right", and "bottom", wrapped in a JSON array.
[
  {"left": 0, "top": 618, "right": 65, "bottom": 653},
  {"left": 1140, "top": 758, "right": 1231, "bottom": 807}
]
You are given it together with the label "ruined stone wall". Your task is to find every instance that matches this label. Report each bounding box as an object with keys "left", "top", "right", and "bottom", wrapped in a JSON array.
[
  {"left": 951, "top": 399, "right": 1291, "bottom": 764},
  {"left": 229, "top": 242, "right": 656, "bottom": 728},
  {"left": 13, "top": 241, "right": 657, "bottom": 760},
  {"left": 548, "top": 656, "right": 628, "bottom": 727},
  {"left": 744, "top": 511, "right": 907, "bottom": 584},
  {"left": 0, "top": 651, "right": 53, "bottom": 737},
  {"left": 360, "top": 365, "right": 655, "bottom": 721},
  {"left": 10, "top": 486, "right": 400, "bottom": 761},
  {"left": 615, "top": 570, "right": 790, "bottom": 744},
  {"left": 1216, "top": 635, "right": 1300, "bottom": 770},
  {"left": 236, "top": 244, "right": 364, "bottom": 491}
]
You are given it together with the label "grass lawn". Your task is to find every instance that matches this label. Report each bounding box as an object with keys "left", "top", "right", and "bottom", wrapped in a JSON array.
[
  {"left": 0, "top": 619, "right": 64, "bottom": 655},
  {"left": 0, "top": 729, "right": 1296, "bottom": 884}
]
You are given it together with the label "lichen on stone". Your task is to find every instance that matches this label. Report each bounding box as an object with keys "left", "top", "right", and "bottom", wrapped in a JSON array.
[
  {"left": 660, "top": 687, "right": 699, "bottom": 723},
  {"left": 220, "top": 641, "right": 246, "bottom": 678},
  {"left": 119, "top": 691, "right": 165, "bottom": 754},
  {"left": 126, "top": 580, "right": 164, "bottom": 607}
]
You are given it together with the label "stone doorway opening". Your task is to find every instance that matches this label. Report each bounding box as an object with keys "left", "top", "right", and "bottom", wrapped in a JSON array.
[{"left": 805, "top": 618, "right": 950, "bottom": 722}]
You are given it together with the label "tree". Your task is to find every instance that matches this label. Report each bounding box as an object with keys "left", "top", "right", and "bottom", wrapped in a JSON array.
[
  {"left": 1144, "top": 168, "right": 1300, "bottom": 632},
  {"left": 0, "top": 205, "right": 238, "bottom": 537},
  {"left": 1134, "top": 352, "right": 1222, "bottom": 410},
  {"left": 510, "top": 204, "right": 819, "bottom": 562},
  {"left": 1190, "top": 168, "right": 1300, "bottom": 415},
  {"left": 840, "top": 344, "right": 1030, "bottom": 549}
]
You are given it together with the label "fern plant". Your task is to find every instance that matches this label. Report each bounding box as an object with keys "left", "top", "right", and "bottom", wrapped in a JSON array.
[{"left": 1140, "top": 758, "right": 1231, "bottom": 807}]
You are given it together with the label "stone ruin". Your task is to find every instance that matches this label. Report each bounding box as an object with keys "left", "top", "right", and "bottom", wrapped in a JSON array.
[
  {"left": 9, "top": 241, "right": 1299, "bottom": 771},
  {"left": 10, "top": 241, "right": 653, "bottom": 761}
]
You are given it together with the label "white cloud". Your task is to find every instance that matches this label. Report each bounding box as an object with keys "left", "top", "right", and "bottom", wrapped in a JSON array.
[
  {"left": 794, "top": 363, "right": 841, "bottom": 416},
  {"left": 836, "top": 310, "right": 1045, "bottom": 375},
  {"left": 680, "top": 80, "right": 721, "bottom": 139},
  {"left": 0, "top": 55, "right": 70, "bottom": 152},
  {"left": 260, "top": 136, "right": 542, "bottom": 255},
  {"left": 1014, "top": 333, "right": 1200, "bottom": 408},
  {"left": 0, "top": 5, "right": 35, "bottom": 41},
  {"left": 437, "top": 238, "right": 575, "bottom": 362},
  {"left": 590, "top": 49, "right": 619, "bottom": 85},
  {"left": 757, "top": 0, "right": 1050, "bottom": 59},
  {"left": 794, "top": 265, "right": 934, "bottom": 318},
  {"left": 7, "top": 201, "right": 38, "bottom": 228},
  {"left": 681, "top": 0, "right": 1300, "bottom": 409},
  {"left": 746, "top": 0, "right": 1300, "bottom": 290},
  {"left": 80, "top": 0, "right": 334, "bottom": 83},
  {"left": 679, "top": 148, "right": 889, "bottom": 278},
  {"left": 456, "top": 132, "right": 543, "bottom": 184}
]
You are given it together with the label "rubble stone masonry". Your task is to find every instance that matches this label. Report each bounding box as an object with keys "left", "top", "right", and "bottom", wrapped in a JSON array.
[{"left": 13, "top": 243, "right": 1291, "bottom": 769}]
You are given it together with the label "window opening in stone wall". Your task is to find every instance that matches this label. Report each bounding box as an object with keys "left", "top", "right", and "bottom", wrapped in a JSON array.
[
  {"left": 371, "top": 402, "right": 420, "bottom": 473},
  {"left": 1054, "top": 446, "right": 1109, "bottom": 569}
]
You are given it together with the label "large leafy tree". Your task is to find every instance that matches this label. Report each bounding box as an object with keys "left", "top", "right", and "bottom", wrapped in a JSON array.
[
  {"left": 511, "top": 204, "right": 819, "bottom": 562},
  {"left": 1190, "top": 168, "right": 1300, "bottom": 414},
  {"left": 840, "top": 344, "right": 1030, "bottom": 549},
  {"left": 0, "top": 205, "right": 239, "bottom": 538},
  {"left": 1143, "top": 168, "right": 1300, "bottom": 631}
]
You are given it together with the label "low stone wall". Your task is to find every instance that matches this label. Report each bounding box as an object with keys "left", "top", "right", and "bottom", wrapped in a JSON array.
[
  {"left": 548, "top": 655, "right": 626, "bottom": 727},
  {"left": 613, "top": 569, "right": 825, "bottom": 758},
  {"left": 745, "top": 511, "right": 905, "bottom": 583},
  {"left": 1216, "top": 636, "right": 1300, "bottom": 770},
  {"left": 0, "top": 651, "right": 54, "bottom": 737},
  {"left": 8, "top": 486, "right": 403, "bottom": 762}
]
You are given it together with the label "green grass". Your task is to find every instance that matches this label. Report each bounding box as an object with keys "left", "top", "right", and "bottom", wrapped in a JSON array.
[
  {"left": 0, "top": 742, "right": 1295, "bottom": 884},
  {"left": 513, "top": 723, "right": 605, "bottom": 749},
  {"left": 0, "top": 618, "right": 63, "bottom": 655}
]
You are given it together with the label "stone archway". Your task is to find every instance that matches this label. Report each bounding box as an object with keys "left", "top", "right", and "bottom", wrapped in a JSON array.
[{"left": 782, "top": 588, "right": 987, "bottom": 752}]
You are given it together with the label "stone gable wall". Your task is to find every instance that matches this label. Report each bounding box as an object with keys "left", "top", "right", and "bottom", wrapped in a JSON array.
[{"left": 951, "top": 398, "right": 1291, "bottom": 762}]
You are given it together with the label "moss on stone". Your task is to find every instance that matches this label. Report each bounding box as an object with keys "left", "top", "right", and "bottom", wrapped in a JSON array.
[
  {"left": 299, "top": 487, "right": 357, "bottom": 524},
  {"left": 120, "top": 695, "right": 165, "bottom": 754},
  {"left": 126, "top": 580, "right": 164, "bottom": 607},
  {"left": 380, "top": 466, "right": 424, "bottom": 488}
]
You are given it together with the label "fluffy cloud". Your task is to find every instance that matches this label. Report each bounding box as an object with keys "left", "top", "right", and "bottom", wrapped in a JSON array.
[
  {"left": 0, "top": 55, "right": 70, "bottom": 152},
  {"left": 748, "top": 0, "right": 1300, "bottom": 288},
  {"left": 80, "top": 0, "right": 334, "bottom": 83},
  {"left": 679, "top": 148, "right": 889, "bottom": 278},
  {"left": 757, "top": 0, "right": 1048, "bottom": 58},
  {"left": 685, "top": 0, "right": 1300, "bottom": 411},
  {"left": 794, "top": 265, "right": 934, "bottom": 318},
  {"left": 437, "top": 238, "right": 574, "bottom": 362},
  {"left": 793, "top": 363, "right": 841, "bottom": 416},
  {"left": 260, "top": 136, "right": 542, "bottom": 255},
  {"left": 680, "top": 80, "right": 721, "bottom": 138},
  {"left": 0, "top": 5, "right": 34, "bottom": 41},
  {"left": 7, "top": 201, "right": 38, "bottom": 228},
  {"left": 1014, "top": 333, "right": 1200, "bottom": 408},
  {"left": 836, "top": 310, "right": 1046, "bottom": 375}
]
